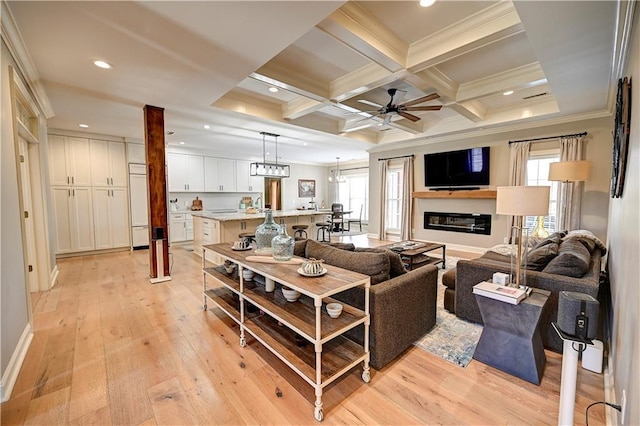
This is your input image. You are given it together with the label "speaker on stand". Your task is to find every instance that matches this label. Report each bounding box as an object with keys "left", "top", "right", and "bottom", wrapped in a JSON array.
[
  {"left": 150, "top": 226, "right": 172, "bottom": 284},
  {"left": 554, "top": 291, "right": 599, "bottom": 425}
]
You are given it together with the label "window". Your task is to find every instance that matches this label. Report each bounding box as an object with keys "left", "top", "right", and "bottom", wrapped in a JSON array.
[
  {"left": 385, "top": 166, "right": 403, "bottom": 234},
  {"left": 526, "top": 151, "right": 560, "bottom": 232},
  {"left": 337, "top": 173, "right": 369, "bottom": 222}
]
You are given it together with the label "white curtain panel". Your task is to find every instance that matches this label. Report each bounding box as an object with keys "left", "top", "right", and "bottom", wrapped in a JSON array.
[
  {"left": 507, "top": 142, "right": 531, "bottom": 237},
  {"left": 558, "top": 136, "right": 585, "bottom": 230},
  {"left": 401, "top": 157, "right": 414, "bottom": 241},
  {"left": 378, "top": 159, "right": 389, "bottom": 240}
]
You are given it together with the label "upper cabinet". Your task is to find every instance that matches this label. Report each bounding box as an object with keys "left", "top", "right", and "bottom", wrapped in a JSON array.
[
  {"left": 167, "top": 153, "right": 205, "bottom": 192},
  {"left": 90, "top": 139, "right": 127, "bottom": 187},
  {"left": 204, "top": 157, "right": 236, "bottom": 192},
  {"left": 49, "top": 135, "right": 92, "bottom": 186},
  {"left": 236, "top": 160, "right": 263, "bottom": 193}
]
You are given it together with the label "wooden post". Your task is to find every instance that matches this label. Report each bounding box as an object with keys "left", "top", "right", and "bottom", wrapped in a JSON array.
[{"left": 144, "top": 105, "right": 170, "bottom": 280}]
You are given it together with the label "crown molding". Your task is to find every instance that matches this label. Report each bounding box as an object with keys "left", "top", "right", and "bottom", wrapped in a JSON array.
[{"left": 1, "top": 1, "right": 54, "bottom": 118}]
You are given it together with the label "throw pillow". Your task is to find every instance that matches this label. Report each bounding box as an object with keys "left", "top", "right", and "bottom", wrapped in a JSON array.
[
  {"left": 524, "top": 242, "right": 559, "bottom": 270},
  {"left": 305, "top": 240, "right": 390, "bottom": 284},
  {"left": 355, "top": 247, "right": 407, "bottom": 277},
  {"left": 542, "top": 239, "right": 591, "bottom": 277},
  {"left": 531, "top": 232, "right": 564, "bottom": 251}
]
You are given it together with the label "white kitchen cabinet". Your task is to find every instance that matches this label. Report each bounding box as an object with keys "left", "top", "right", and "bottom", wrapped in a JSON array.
[
  {"left": 52, "top": 186, "right": 95, "bottom": 254},
  {"left": 49, "top": 135, "right": 92, "bottom": 186},
  {"left": 127, "top": 142, "right": 146, "bottom": 164},
  {"left": 167, "top": 153, "right": 204, "bottom": 192},
  {"left": 236, "top": 160, "right": 263, "bottom": 193},
  {"left": 90, "top": 139, "right": 127, "bottom": 187},
  {"left": 93, "top": 187, "right": 130, "bottom": 250},
  {"left": 204, "top": 157, "right": 236, "bottom": 192},
  {"left": 170, "top": 213, "right": 187, "bottom": 243}
]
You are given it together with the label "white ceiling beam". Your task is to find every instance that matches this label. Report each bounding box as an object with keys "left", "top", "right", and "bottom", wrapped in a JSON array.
[
  {"left": 388, "top": 118, "right": 424, "bottom": 135},
  {"left": 282, "top": 97, "right": 327, "bottom": 120},
  {"left": 317, "top": 2, "right": 407, "bottom": 73},
  {"left": 456, "top": 63, "right": 547, "bottom": 102},
  {"left": 449, "top": 100, "right": 487, "bottom": 123},
  {"left": 407, "top": 1, "right": 524, "bottom": 72},
  {"left": 329, "top": 63, "right": 401, "bottom": 102},
  {"left": 409, "top": 67, "right": 458, "bottom": 101}
]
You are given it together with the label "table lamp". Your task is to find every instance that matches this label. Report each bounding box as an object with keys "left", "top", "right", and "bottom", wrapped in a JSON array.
[
  {"left": 496, "top": 186, "right": 550, "bottom": 288},
  {"left": 548, "top": 160, "right": 590, "bottom": 230}
]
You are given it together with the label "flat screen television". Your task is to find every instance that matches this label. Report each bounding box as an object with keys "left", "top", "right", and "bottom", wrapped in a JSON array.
[{"left": 424, "top": 146, "right": 490, "bottom": 188}]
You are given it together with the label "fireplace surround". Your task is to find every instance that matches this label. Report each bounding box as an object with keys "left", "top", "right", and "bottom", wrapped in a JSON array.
[{"left": 424, "top": 211, "right": 492, "bottom": 235}]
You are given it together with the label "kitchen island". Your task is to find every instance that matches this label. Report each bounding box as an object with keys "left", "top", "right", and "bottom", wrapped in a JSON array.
[{"left": 191, "top": 210, "right": 327, "bottom": 262}]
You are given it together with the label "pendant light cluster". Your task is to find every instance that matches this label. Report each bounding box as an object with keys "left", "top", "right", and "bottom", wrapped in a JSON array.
[
  {"left": 250, "top": 131, "right": 290, "bottom": 178},
  {"left": 328, "top": 157, "right": 347, "bottom": 183}
]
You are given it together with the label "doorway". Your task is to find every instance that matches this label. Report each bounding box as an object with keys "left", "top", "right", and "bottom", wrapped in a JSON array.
[{"left": 264, "top": 178, "right": 282, "bottom": 210}]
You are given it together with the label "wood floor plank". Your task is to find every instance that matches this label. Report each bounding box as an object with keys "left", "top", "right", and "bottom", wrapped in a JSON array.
[{"left": 2, "top": 241, "right": 606, "bottom": 425}]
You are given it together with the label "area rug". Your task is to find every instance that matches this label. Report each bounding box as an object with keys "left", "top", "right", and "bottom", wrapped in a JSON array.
[{"left": 413, "top": 257, "right": 483, "bottom": 367}]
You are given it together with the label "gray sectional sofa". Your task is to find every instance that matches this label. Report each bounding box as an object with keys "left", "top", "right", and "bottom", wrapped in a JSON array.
[
  {"left": 453, "top": 231, "right": 605, "bottom": 352},
  {"left": 294, "top": 239, "right": 438, "bottom": 369}
]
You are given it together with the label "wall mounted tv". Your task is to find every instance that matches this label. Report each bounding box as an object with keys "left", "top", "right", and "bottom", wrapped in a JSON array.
[{"left": 424, "top": 146, "right": 490, "bottom": 189}]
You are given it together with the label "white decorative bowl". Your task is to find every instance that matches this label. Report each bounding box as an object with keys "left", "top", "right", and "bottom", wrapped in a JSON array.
[
  {"left": 282, "top": 288, "right": 301, "bottom": 302},
  {"left": 326, "top": 302, "right": 343, "bottom": 318}
]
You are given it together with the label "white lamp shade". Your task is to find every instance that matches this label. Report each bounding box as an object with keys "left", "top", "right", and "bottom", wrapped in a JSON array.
[
  {"left": 496, "top": 186, "right": 550, "bottom": 216},
  {"left": 548, "top": 161, "right": 590, "bottom": 182}
]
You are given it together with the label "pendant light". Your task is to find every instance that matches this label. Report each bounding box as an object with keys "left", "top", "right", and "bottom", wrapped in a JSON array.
[
  {"left": 250, "top": 132, "right": 290, "bottom": 178},
  {"left": 328, "top": 157, "right": 347, "bottom": 183}
]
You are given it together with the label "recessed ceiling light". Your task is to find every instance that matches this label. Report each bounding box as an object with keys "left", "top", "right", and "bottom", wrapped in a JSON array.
[
  {"left": 78, "top": 123, "right": 89, "bottom": 128},
  {"left": 203, "top": 124, "right": 210, "bottom": 129},
  {"left": 179, "top": 141, "right": 185, "bottom": 145},
  {"left": 419, "top": 0, "right": 436, "bottom": 7},
  {"left": 268, "top": 87, "right": 279, "bottom": 93},
  {"left": 503, "top": 90, "right": 514, "bottom": 96},
  {"left": 93, "top": 60, "right": 112, "bottom": 69},
  {"left": 303, "top": 142, "right": 308, "bottom": 146}
]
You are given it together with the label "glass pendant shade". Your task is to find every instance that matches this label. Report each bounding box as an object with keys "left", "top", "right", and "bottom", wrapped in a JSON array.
[{"left": 250, "top": 132, "right": 291, "bottom": 178}]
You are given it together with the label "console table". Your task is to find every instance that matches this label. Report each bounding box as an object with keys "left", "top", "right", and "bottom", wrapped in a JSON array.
[
  {"left": 472, "top": 288, "right": 550, "bottom": 384},
  {"left": 202, "top": 243, "right": 371, "bottom": 422},
  {"left": 381, "top": 241, "right": 446, "bottom": 270}
]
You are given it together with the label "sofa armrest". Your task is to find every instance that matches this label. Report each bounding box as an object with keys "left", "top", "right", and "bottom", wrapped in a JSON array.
[{"left": 335, "top": 264, "right": 438, "bottom": 369}]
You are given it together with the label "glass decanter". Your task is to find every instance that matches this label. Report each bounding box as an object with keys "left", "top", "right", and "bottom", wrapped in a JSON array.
[
  {"left": 255, "top": 209, "right": 281, "bottom": 254},
  {"left": 271, "top": 224, "right": 294, "bottom": 261}
]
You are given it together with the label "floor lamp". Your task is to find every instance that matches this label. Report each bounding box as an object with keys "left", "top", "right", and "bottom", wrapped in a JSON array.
[
  {"left": 548, "top": 160, "right": 590, "bottom": 231},
  {"left": 496, "top": 186, "right": 550, "bottom": 288}
]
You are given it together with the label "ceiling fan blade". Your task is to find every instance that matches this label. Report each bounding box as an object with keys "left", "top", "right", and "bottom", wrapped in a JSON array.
[
  {"left": 357, "top": 99, "right": 384, "bottom": 108},
  {"left": 393, "top": 89, "right": 407, "bottom": 105},
  {"left": 404, "top": 105, "right": 443, "bottom": 111},
  {"left": 398, "top": 111, "right": 421, "bottom": 122},
  {"left": 401, "top": 93, "right": 440, "bottom": 107}
]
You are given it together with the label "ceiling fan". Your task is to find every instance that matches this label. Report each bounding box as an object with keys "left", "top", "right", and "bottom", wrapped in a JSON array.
[{"left": 357, "top": 88, "right": 442, "bottom": 125}]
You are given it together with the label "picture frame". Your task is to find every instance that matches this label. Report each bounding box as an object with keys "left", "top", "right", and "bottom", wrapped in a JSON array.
[
  {"left": 611, "top": 77, "right": 632, "bottom": 198},
  {"left": 298, "top": 179, "right": 316, "bottom": 198}
]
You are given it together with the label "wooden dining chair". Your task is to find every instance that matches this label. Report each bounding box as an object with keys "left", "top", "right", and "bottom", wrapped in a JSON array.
[
  {"left": 330, "top": 203, "right": 346, "bottom": 233},
  {"left": 346, "top": 205, "right": 363, "bottom": 232}
]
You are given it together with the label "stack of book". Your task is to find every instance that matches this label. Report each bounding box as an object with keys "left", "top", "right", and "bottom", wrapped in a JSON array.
[{"left": 473, "top": 281, "right": 527, "bottom": 305}]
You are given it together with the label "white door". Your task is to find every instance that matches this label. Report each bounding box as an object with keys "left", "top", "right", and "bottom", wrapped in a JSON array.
[
  {"left": 49, "top": 135, "right": 70, "bottom": 186},
  {"left": 167, "top": 153, "right": 186, "bottom": 191},
  {"left": 19, "top": 138, "right": 38, "bottom": 292},
  {"left": 93, "top": 188, "right": 111, "bottom": 249},
  {"left": 109, "top": 142, "right": 128, "bottom": 187},
  {"left": 90, "top": 139, "right": 110, "bottom": 186},
  {"left": 68, "top": 137, "right": 92, "bottom": 186},
  {"left": 69, "top": 187, "right": 94, "bottom": 251},
  {"left": 110, "top": 188, "right": 130, "bottom": 247},
  {"left": 185, "top": 155, "right": 204, "bottom": 191},
  {"left": 217, "top": 158, "right": 236, "bottom": 192},
  {"left": 52, "top": 187, "right": 73, "bottom": 253}
]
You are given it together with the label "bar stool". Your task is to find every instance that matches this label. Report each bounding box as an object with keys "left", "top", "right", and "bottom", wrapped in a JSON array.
[
  {"left": 291, "top": 224, "right": 308, "bottom": 240},
  {"left": 315, "top": 222, "right": 331, "bottom": 242},
  {"left": 238, "top": 232, "right": 256, "bottom": 245}
]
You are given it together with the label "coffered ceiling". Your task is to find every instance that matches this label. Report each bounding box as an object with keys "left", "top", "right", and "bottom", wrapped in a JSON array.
[{"left": 4, "top": 1, "right": 624, "bottom": 166}]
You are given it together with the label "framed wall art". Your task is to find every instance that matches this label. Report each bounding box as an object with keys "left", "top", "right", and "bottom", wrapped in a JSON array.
[
  {"left": 298, "top": 179, "right": 316, "bottom": 198},
  {"left": 611, "top": 77, "right": 632, "bottom": 198}
]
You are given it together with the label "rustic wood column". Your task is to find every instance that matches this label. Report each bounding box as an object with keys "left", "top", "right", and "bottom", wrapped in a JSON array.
[{"left": 144, "top": 105, "right": 170, "bottom": 279}]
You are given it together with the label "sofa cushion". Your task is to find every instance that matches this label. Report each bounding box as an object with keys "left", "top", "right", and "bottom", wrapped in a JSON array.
[
  {"left": 542, "top": 239, "right": 591, "bottom": 277},
  {"left": 305, "top": 240, "right": 390, "bottom": 284},
  {"left": 355, "top": 247, "right": 407, "bottom": 278},
  {"left": 531, "top": 232, "right": 564, "bottom": 250},
  {"left": 524, "top": 242, "right": 559, "bottom": 270}
]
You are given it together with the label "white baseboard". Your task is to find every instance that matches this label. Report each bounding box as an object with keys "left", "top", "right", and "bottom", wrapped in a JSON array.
[
  {"left": 0, "top": 323, "right": 33, "bottom": 402},
  {"left": 604, "top": 351, "right": 618, "bottom": 425},
  {"left": 49, "top": 264, "right": 59, "bottom": 289}
]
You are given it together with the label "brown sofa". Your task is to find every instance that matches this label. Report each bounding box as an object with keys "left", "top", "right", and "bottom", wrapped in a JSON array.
[
  {"left": 451, "top": 232, "right": 604, "bottom": 352},
  {"left": 294, "top": 240, "right": 438, "bottom": 369}
]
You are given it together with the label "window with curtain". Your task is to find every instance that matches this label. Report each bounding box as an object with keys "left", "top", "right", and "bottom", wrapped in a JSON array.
[
  {"left": 337, "top": 173, "right": 369, "bottom": 222},
  {"left": 385, "top": 166, "right": 403, "bottom": 234},
  {"left": 526, "top": 150, "right": 560, "bottom": 231}
]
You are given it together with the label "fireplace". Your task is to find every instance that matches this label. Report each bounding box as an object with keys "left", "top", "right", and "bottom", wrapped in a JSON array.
[{"left": 424, "top": 212, "right": 492, "bottom": 235}]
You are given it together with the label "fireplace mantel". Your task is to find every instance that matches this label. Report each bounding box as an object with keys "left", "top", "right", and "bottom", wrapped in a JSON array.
[{"left": 412, "top": 190, "right": 497, "bottom": 199}]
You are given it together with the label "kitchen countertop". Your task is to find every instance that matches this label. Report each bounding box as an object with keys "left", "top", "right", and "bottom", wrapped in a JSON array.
[{"left": 190, "top": 209, "right": 326, "bottom": 222}]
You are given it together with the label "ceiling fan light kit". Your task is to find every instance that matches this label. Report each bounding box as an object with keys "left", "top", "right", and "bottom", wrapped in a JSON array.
[{"left": 250, "top": 132, "right": 291, "bottom": 178}]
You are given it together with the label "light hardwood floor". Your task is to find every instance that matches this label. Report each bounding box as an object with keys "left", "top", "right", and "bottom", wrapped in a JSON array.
[{"left": 2, "top": 237, "right": 606, "bottom": 425}]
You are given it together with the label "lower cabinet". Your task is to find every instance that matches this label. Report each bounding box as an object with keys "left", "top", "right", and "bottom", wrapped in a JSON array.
[
  {"left": 93, "top": 188, "right": 130, "bottom": 249},
  {"left": 170, "top": 213, "right": 194, "bottom": 243},
  {"left": 52, "top": 186, "right": 95, "bottom": 254}
]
